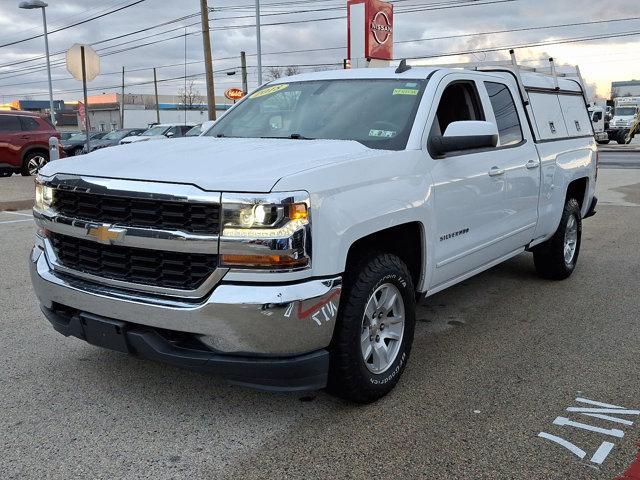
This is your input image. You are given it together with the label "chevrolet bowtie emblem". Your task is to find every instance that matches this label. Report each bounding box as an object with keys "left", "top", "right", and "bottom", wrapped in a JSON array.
[{"left": 87, "top": 225, "right": 125, "bottom": 244}]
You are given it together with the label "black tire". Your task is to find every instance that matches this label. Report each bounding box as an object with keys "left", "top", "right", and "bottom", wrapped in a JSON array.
[
  {"left": 20, "top": 150, "right": 49, "bottom": 176},
  {"left": 0, "top": 170, "right": 12, "bottom": 177},
  {"left": 533, "top": 198, "right": 582, "bottom": 280},
  {"left": 327, "top": 253, "right": 416, "bottom": 404},
  {"left": 596, "top": 140, "right": 610, "bottom": 145},
  {"left": 73, "top": 147, "right": 83, "bottom": 156}
]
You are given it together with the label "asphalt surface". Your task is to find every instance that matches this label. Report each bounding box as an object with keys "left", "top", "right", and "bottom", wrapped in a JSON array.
[
  {"left": 1, "top": 168, "right": 639, "bottom": 480},
  {"left": 599, "top": 151, "right": 640, "bottom": 169}
]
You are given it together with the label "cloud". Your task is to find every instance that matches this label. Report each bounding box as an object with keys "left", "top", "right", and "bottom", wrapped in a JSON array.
[{"left": 0, "top": 0, "right": 637, "bottom": 101}]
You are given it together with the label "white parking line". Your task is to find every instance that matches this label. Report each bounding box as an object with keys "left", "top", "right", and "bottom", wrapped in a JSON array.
[
  {"left": 2, "top": 211, "right": 32, "bottom": 217},
  {"left": 0, "top": 219, "right": 33, "bottom": 225}
]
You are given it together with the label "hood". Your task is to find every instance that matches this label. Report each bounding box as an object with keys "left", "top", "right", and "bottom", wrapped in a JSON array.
[{"left": 40, "top": 137, "right": 375, "bottom": 192}]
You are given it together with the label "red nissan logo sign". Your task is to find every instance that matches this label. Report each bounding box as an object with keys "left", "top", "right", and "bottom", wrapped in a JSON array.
[{"left": 370, "top": 11, "right": 392, "bottom": 45}]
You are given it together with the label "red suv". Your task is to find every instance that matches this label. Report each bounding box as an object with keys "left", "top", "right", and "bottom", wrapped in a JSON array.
[{"left": 0, "top": 110, "right": 63, "bottom": 177}]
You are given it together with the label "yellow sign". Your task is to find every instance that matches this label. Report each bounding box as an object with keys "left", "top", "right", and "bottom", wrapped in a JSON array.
[
  {"left": 250, "top": 84, "right": 289, "bottom": 99},
  {"left": 393, "top": 88, "right": 419, "bottom": 96}
]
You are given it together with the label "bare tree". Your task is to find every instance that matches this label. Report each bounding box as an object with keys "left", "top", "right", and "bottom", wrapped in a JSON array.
[
  {"left": 265, "top": 66, "right": 302, "bottom": 81},
  {"left": 177, "top": 80, "right": 204, "bottom": 108},
  {"left": 284, "top": 66, "right": 301, "bottom": 77},
  {"left": 265, "top": 66, "right": 284, "bottom": 81}
]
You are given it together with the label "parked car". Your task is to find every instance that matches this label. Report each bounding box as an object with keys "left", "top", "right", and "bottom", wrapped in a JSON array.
[
  {"left": 58, "top": 131, "right": 82, "bottom": 141},
  {"left": 119, "top": 124, "right": 195, "bottom": 144},
  {"left": 30, "top": 65, "right": 597, "bottom": 403},
  {"left": 185, "top": 124, "right": 203, "bottom": 137},
  {"left": 0, "top": 110, "right": 63, "bottom": 176},
  {"left": 61, "top": 131, "right": 107, "bottom": 156},
  {"left": 82, "top": 128, "right": 146, "bottom": 153}
]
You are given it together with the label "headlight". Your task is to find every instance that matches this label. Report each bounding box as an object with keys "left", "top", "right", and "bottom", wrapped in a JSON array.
[
  {"left": 34, "top": 181, "right": 54, "bottom": 210},
  {"left": 220, "top": 192, "right": 310, "bottom": 270}
]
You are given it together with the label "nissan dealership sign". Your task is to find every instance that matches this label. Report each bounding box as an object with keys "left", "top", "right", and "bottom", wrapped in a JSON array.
[{"left": 347, "top": 0, "right": 394, "bottom": 62}]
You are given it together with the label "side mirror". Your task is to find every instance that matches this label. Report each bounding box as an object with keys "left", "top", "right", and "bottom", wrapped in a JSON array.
[
  {"left": 165, "top": 131, "right": 175, "bottom": 138},
  {"left": 200, "top": 120, "right": 216, "bottom": 135},
  {"left": 431, "top": 121, "right": 499, "bottom": 156}
]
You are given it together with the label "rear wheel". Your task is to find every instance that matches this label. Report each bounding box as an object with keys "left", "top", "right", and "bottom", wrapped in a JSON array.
[
  {"left": 21, "top": 151, "right": 49, "bottom": 176},
  {"left": 327, "top": 253, "right": 415, "bottom": 404},
  {"left": 533, "top": 198, "right": 582, "bottom": 280}
]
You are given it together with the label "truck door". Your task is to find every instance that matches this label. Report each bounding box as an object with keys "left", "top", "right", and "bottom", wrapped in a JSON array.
[
  {"left": 428, "top": 75, "right": 515, "bottom": 288},
  {"left": 480, "top": 80, "right": 541, "bottom": 252}
]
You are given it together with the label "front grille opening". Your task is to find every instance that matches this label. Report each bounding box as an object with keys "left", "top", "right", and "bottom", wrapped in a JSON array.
[
  {"left": 51, "top": 189, "right": 220, "bottom": 235},
  {"left": 50, "top": 233, "right": 218, "bottom": 291}
]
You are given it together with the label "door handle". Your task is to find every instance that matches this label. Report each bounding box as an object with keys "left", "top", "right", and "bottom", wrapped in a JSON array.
[
  {"left": 525, "top": 160, "right": 540, "bottom": 170},
  {"left": 488, "top": 166, "right": 505, "bottom": 177}
]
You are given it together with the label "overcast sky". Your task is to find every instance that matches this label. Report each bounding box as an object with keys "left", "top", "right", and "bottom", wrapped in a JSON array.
[{"left": 0, "top": 0, "right": 638, "bottom": 103}]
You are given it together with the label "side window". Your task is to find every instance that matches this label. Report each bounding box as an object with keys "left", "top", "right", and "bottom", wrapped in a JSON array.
[
  {"left": 0, "top": 115, "right": 22, "bottom": 133},
  {"left": 434, "top": 81, "right": 484, "bottom": 135},
  {"left": 19, "top": 116, "right": 40, "bottom": 131},
  {"left": 484, "top": 82, "right": 523, "bottom": 146},
  {"left": 167, "top": 126, "right": 180, "bottom": 137}
]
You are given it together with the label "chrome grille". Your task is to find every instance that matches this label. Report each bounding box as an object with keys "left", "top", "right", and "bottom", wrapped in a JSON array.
[
  {"left": 52, "top": 189, "right": 220, "bottom": 235},
  {"left": 49, "top": 233, "right": 218, "bottom": 290}
]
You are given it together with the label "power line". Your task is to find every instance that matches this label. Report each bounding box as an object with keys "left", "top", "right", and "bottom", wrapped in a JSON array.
[{"left": 0, "top": 0, "right": 147, "bottom": 49}]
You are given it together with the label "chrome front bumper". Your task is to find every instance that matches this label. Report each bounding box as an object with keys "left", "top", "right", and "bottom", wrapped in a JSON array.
[{"left": 30, "top": 245, "right": 342, "bottom": 356}]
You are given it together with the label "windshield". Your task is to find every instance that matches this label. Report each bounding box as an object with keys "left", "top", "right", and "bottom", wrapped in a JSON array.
[
  {"left": 186, "top": 125, "right": 202, "bottom": 137},
  {"left": 141, "top": 126, "right": 169, "bottom": 136},
  {"left": 206, "top": 79, "right": 428, "bottom": 150},
  {"left": 102, "top": 130, "right": 127, "bottom": 140},
  {"left": 616, "top": 107, "right": 637, "bottom": 116},
  {"left": 68, "top": 133, "right": 87, "bottom": 141}
]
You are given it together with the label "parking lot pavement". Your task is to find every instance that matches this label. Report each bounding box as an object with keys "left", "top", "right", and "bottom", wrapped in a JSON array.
[
  {"left": 1, "top": 170, "right": 639, "bottom": 480},
  {"left": 0, "top": 175, "right": 36, "bottom": 211}
]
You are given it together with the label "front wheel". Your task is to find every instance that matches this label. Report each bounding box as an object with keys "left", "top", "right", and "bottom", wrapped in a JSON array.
[
  {"left": 533, "top": 198, "right": 582, "bottom": 280},
  {"left": 21, "top": 151, "right": 49, "bottom": 176},
  {"left": 328, "top": 253, "right": 415, "bottom": 403}
]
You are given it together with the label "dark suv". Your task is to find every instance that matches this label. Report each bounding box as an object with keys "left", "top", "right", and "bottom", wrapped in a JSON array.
[{"left": 0, "top": 111, "right": 62, "bottom": 177}]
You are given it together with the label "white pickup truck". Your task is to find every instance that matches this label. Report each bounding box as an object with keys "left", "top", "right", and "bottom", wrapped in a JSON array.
[{"left": 30, "top": 65, "right": 597, "bottom": 403}]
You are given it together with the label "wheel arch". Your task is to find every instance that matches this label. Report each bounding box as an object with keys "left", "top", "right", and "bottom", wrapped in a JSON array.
[
  {"left": 21, "top": 145, "right": 49, "bottom": 164},
  {"left": 343, "top": 222, "right": 426, "bottom": 293}
]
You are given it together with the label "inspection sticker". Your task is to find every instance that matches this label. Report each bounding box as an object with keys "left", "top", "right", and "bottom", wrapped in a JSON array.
[
  {"left": 393, "top": 88, "right": 419, "bottom": 96},
  {"left": 250, "top": 84, "right": 289, "bottom": 99},
  {"left": 369, "top": 129, "right": 396, "bottom": 138}
]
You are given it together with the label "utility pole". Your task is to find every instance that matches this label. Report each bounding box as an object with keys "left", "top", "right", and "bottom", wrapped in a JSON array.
[
  {"left": 200, "top": 0, "right": 217, "bottom": 120},
  {"left": 120, "top": 66, "right": 125, "bottom": 128},
  {"left": 240, "top": 51, "right": 248, "bottom": 94},
  {"left": 255, "top": 0, "right": 262, "bottom": 85},
  {"left": 153, "top": 68, "right": 160, "bottom": 124}
]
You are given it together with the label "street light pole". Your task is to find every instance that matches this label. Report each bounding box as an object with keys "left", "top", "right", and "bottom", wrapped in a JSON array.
[
  {"left": 19, "top": 1, "right": 55, "bottom": 126},
  {"left": 255, "top": 0, "right": 262, "bottom": 85}
]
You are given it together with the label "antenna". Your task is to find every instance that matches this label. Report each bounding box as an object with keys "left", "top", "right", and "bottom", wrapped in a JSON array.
[{"left": 395, "top": 59, "right": 412, "bottom": 74}]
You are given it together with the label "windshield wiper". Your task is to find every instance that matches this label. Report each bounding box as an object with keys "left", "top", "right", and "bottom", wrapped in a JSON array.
[
  {"left": 260, "top": 133, "right": 315, "bottom": 140},
  {"left": 289, "top": 133, "right": 314, "bottom": 140}
]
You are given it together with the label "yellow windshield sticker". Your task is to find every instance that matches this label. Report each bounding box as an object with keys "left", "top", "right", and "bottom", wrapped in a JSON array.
[
  {"left": 250, "top": 84, "right": 289, "bottom": 99},
  {"left": 393, "top": 88, "right": 419, "bottom": 96}
]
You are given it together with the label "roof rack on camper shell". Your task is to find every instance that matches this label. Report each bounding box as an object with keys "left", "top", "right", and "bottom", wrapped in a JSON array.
[{"left": 401, "top": 50, "right": 588, "bottom": 105}]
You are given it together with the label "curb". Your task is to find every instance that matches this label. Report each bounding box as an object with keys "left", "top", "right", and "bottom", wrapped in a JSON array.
[{"left": 0, "top": 200, "right": 34, "bottom": 212}]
